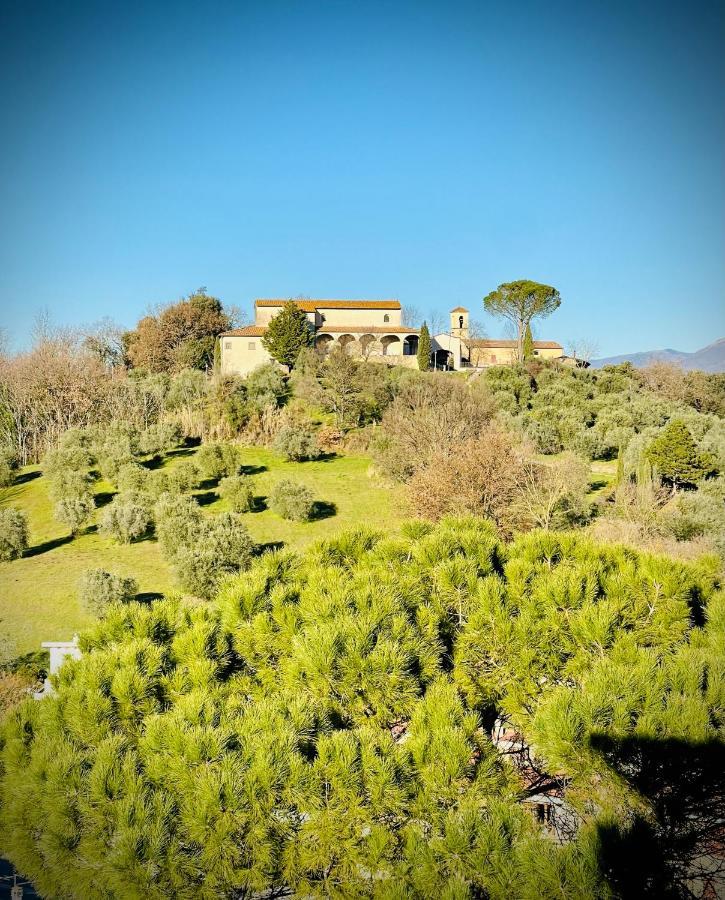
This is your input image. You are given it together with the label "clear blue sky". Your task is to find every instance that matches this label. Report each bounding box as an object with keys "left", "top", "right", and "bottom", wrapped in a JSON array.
[{"left": 1, "top": 0, "right": 723, "bottom": 356}]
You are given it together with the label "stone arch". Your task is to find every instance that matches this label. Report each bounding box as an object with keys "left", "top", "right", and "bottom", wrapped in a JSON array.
[
  {"left": 315, "top": 333, "right": 334, "bottom": 352},
  {"left": 434, "top": 348, "right": 452, "bottom": 370},
  {"left": 337, "top": 333, "right": 356, "bottom": 353},
  {"left": 381, "top": 335, "right": 401, "bottom": 356},
  {"left": 403, "top": 335, "right": 419, "bottom": 356}
]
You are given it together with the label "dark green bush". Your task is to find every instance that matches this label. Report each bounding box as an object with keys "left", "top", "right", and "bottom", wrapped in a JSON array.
[{"left": 269, "top": 478, "right": 315, "bottom": 521}]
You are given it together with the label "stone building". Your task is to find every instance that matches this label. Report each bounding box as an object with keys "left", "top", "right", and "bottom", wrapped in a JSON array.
[{"left": 220, "top": 299, "right": 566, "bottom": 376}]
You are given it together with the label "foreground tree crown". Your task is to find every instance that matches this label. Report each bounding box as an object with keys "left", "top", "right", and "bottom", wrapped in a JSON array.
[
  {"left": 1, "top": 517, "right": 722, "bottom": 898},
  {"left": 483, "top": 279, "right": 561, "bottom": 363}
]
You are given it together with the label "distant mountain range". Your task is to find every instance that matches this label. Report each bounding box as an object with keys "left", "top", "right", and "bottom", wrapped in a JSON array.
[{"left": 591, "top": 338, "right": 725, "bottom": 373}]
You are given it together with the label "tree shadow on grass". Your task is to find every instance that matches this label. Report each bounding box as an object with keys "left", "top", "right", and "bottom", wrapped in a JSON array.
[
  {"left": 141, "top": 455, "right": 164, "bottom": 470},
  {"left": 590, "top": 734, "right": 725, "bottom": 898},
  {"left": 134, "top": 591, "right": 164, "bottom": 604},
  {"left": 196, "top": 491, "right": 219, "bottom": 506},
  {"left": 310, "top": 500, "right": 337, "bottom": 521},
  {"left": 14, "top": 470, "right": 41, "bottom": 486},
  {"left": 589, "top": 479, "right": 609, "bottom": 492},
  {"left": 257, "top": 540, "right": 285, "bottom": 555},
  {"left": 166, "top": 446, "right": 198, "bottom": 459},
  {"left": 310, "top": 452, "right": 338, "bottom": 463},
  {"left": 241, "top": 464, "right": 268, "bottom": 476},
  {"left": 24, "top": 534, "right": 74, "bottom": 557},
  {"left": 94, "top": 491, "right": 116, "bottom": 508},
  {"left": 251, "top": 497, "right": 268, "bottom": 512}
]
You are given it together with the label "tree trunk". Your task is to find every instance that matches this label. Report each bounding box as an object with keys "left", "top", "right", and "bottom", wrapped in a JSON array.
[{"left": 516, "top": 319, "right": 525, "bottom": 364}]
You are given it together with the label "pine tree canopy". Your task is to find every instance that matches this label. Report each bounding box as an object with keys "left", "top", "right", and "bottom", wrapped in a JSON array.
[
  {"left": 261, "top": 301, "right": 313, "bottom": 369},
  {"left": 1, "top": 518, "right": 723, "bottom": 898}
]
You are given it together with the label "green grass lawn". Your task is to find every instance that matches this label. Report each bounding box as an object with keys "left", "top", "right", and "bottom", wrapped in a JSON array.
[{"left": 0, "top": 449, "right": 406, "bottom": 656}]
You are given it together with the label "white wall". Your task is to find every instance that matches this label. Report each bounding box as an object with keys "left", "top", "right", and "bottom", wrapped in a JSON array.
[{"left": 221, "top": 336, "right": 275, "bottom": 376}]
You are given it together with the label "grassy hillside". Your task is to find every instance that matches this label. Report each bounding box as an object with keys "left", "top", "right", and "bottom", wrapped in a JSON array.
[{"left": 0, "top": 448, "right": 406, "bottom": 655}]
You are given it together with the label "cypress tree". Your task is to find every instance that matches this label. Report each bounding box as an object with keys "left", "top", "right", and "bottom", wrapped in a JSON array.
[
  {"left": 417, "top": 322, "right": 432, "bottom": 371},
  {"left": 261, "top": 301, "right": 312, "bottom": 370},
  {"left": 522, "top": 323, "right": 535, "bottom": 360}
]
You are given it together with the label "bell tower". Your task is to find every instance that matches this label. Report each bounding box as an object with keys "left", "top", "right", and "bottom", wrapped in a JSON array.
[{"left": 450, "top": 306, "right": 469, "bottom": 340}]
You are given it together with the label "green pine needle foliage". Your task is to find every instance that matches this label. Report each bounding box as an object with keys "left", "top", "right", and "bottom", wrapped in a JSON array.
[{"left": 1, "top": 518, "right": 722, "bottom": 898}]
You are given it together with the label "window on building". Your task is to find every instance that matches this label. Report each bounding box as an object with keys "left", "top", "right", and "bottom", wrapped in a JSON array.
[
  {"left": 248, "top": 342, "right": 256, "bottom": 350},
  {"left": 383, "top": 314, "right": 390, "bottom": 323},
  {"left": 224, "top": 341, "right": 232, "bottom": 350}
]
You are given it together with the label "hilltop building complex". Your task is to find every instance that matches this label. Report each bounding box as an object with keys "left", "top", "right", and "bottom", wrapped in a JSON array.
[{"left": 220, "top": 299, "right": 564, "bottom": 376}]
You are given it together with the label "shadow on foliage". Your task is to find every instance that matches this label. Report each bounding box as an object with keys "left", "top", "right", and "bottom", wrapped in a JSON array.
[
  {"left": 24, "top": 535, "right": 74, "bottom": 557},
  {"left": 134, "top": 592, "right": 165, "bottom": 604},
  {"left": 195, "top": 491, "right": 219, "bottom": 507},
  {"left": 13, "top": 470, "right": 41, "bottom": 486},
  {"left": 198, "top": 477, "right": 220, "bottom": 490},
  {"left": 310, "top": 500, "right": 337, "bottom": 521},
  {"left": 251, "top": 497, "right": 268, "bottom": 512},
  {"left": 590, "top": 734, "right": 725, "bottom": 898}
]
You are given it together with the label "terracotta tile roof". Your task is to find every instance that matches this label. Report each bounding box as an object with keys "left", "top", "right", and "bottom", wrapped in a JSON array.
[
  {"left": 467, "top": 339, "right": 563, "bottom": 350},
  {"left": 221, "top": 326, "right": 267, "bottom": 337},
  {"left": 317, "top": 325, "right": 418, "bottom": 334},
  {"left": 450, "top": 306, "right": 468, "bottom": 313},
  {"left": 255, "top": 299, "right": 401, "bottom": 311}
]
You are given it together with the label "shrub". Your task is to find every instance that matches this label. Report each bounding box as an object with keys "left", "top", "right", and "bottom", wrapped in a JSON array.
[
  {"left": 218, "top": 474, "right": 256, "bottom": 512},
  {"left": 138, "top": 422, "right": 183, "bottom": 456},
  {"left": 0, "top": 508, "right": 28, "bottom": 560},
  {"left": 99, "top": 497, "right": 151, "bottom": 543},
  {"left": 43, "top": 446, "right": 92, "bottom": 478},
  {"left": 78, "top": 568, "right": 138, "bottom": 616},
  {"left": 0, "top": 446, "right": 19, "bottom": 487},
  {"left": 405, "top": 430, "right": 526, "bottom": 530},
  {"left": 96, "top": 447, "right": 135, "bottom": 483},
  {"left": 167, "top": 459, "right": 199, "bottom": 493},
  {"left": 269, "top": 479, "right": 315, "bottom": 521},
  {"left": 273, "top": 424, "right": 321, "bottom": 462},
  {"left": 115, "top": 462, "right": 149, "bottom": 495},
  {"left": 375, "top": 374, "right": 496, "bottom": 480},
  {"left": 47, "top": 467, "right": 93, "bottom": 502},
  {"left": 166, "top": 512, "right": 255, "bottom": 598},
  {"left": 153, "top": 493, "right": 204, "bottom": 556},
  {"left": 195, "top": 443, "right": 240, "bottom": 481},
  {"left": 54, "top": 493, "right": 95, "bottom": 536},
  {"left": 525, "top": 419, "right": 562, "bottom": 455},
  {"left": 245, "top": 362, "right": 289, "bottom": 411}
]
